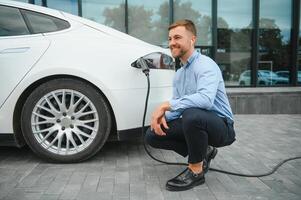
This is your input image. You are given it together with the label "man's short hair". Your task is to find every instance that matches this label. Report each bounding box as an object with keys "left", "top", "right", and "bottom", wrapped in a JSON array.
[{"left": 168, "top": 19, "right": 197, "bottom": 36}]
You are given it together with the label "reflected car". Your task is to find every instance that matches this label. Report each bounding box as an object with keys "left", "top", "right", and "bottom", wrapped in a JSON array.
[
  {"left": 276, "top": 70, "right": 301, "bottom": 84},
  {"left": 275, "top": 70, "right": 289, "bottom": 79},
  {"left": 238, "top": 70, "right": 289, "bottom": 86},
  {"left": 0, "top": 0, "right": 175, "bottom": 162}
]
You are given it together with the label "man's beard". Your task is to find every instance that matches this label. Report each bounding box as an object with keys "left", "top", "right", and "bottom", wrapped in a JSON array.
[{"left": 171, "top": 46, "right": 187, "bottom": 59}]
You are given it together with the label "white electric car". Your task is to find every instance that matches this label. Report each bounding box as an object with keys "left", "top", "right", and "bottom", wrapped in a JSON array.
[{"left": 0, "top": 0, "right": 175, "bottom": 162}]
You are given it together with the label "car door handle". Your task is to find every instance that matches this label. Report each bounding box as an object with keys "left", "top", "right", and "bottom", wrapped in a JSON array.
[{"left": 0, "top": 47, "right": 30, "bottom": 54}]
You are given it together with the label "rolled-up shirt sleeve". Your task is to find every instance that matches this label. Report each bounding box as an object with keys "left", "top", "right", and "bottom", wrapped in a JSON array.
[
  {"left": 165, "top": 110, "right": 181, "bottom": 122},
  {"left": 169, "top": 66, "right": 219, "bottom": 113},
  {"left": 165, "top": 76, "right": 182, "bottom": 122}
]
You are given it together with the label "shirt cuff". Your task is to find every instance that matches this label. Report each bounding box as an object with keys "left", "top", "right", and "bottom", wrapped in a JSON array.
[
  {"left": 165, "top": 110, "right": 180, "bottom": 122},
  {"left": 169, "top": 98, "right": 181, "bottom": 112}
]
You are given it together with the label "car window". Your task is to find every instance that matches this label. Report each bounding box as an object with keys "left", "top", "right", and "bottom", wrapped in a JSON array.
[
  {"left": 277, "top": 72, "right": 289, "bottom": 78},
  {"left": 0, "top": 5, "right": 30, "bottom": 36},
  {"left": 271, "top": 73, "right": 278, "bottom": 77},
  {"left": 21, "top": 9, "right": 70, "bottom": 34},
  {"left": 244, "top": 71, "right": 250, "bottom": 76}
]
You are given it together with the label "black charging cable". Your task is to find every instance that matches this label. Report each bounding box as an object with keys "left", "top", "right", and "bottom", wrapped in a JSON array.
[
  {"left": 142, "top": 73, "right": 187, "bottom": 166},
  {"left": 142, "top": 72, "right": 301, "bottom": 177}
]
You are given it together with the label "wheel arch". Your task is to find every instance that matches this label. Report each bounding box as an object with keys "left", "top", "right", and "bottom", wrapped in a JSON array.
[{"left": 13, "top": 74, "right": 117, "bottom": 147}]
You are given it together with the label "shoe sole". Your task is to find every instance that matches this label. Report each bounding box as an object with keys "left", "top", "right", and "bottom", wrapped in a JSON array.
[{"left": 166, "top": 178, "right": 205, "bottom": 191}]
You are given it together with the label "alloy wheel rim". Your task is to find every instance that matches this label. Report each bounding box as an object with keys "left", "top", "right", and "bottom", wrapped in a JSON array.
[{"left": 31, "top": 89, "right": 99, "bottom": 155}]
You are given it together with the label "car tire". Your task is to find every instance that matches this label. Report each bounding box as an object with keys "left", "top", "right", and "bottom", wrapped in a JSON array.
[{"left": 21, "top": 78, "right": 112, "bottom": 163}]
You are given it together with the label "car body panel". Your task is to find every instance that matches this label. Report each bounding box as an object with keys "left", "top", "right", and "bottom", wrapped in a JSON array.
[
  {"left": 276, "top": 70, "right": 301, "bottom": 84},
  {"left": 0, "top": 1, "right": 174, "bottom": 137},
  {"left": 0, "top": 34, "right": 50, "bottom": 107}
]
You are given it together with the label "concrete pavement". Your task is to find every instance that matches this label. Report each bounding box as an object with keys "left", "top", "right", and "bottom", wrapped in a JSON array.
[{"left": 0, "top": 114, "right": 301, "bottom": 200}]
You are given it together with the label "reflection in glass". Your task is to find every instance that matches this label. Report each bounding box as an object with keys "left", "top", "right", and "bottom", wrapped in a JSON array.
[
  {"left": 23, "top": 10, "right": 70, "bottom": 34},
  {"left": 298, "top": 71, "right": 301, "bottom": 84},
  {"left": 128, "top": 0, "right": 169, "bottom": 46},
  {"left": 299, "top": 1, "right": 301, "bottom": 85},
  {"left": 82, "top": 0, "right": 125, "bottom": 32},
  {"left": 174, "top": 0, "right": 212, "bottom": 46},
  {"left": 259, "top": 0, "right": 291, "bottom": 86},
  {"left": 47, "top": 0, "right": 78, "bottom": 15},
  {"left": 131, "top": 52, "right": 175, "bottom": 70},
  {"left": 0, "top": 6, "right": 30, "bottom": 36},
  {"left": 217, "top": 0, "right": 252, "bottom": 86},
  {"left": 34, "top": 0, "right": 43, "bottom": 6}
]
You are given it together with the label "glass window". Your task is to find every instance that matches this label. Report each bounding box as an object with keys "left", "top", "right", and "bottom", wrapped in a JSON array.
[
  {"left": 47, "top": 0, "right": 78, "bottom": 15},
  {"left": 22, "top": 10, "right": 70, "bottom": 34},
  {"left": 128, "top": 0, "right": 169, "bottom": 46},
  {"left": 34, "top": 0, "right": 43, "bottom": 6},
  {"left": 174, "top": 0, "right": 212, "bottom": 46},
  {"left": 297, "top": 4, "right": 301, "bottom": 85},
  {"left": 82, "top": 0, "right": 125, "bottom": 33},
  {"left": 217, "top": 0, "right": 252, "bottom": 86},
  {"left": 0, "top": 6, "right": 30, "bottom": 36},
  {"left": 259, "top": 0, "right": 292, "bottom": 86},
  {"left": 13, "top": 0, "right": 28, "bottom": 2}
]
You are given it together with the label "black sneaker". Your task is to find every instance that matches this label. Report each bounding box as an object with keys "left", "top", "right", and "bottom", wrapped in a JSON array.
[
  {"left": 166, "top": 168, "right": 205, "bottom": 191},
  {"left": 203, "top": 146, "right": 218, "bottom": 173}
]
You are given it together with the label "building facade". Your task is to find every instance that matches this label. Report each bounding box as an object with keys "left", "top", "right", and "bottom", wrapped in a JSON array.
[{"left": 16, "top": 0, "right": 301, "bottom": 87}]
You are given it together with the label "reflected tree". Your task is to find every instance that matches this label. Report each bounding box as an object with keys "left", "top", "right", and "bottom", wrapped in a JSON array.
[
  {"left": 172, "top": 0, "right": 212, "bottom": 46},
  {"left": 103, "top": 3, "right": 161, "bottom": 44},
  {"left": 217, "top": 18, "right": 252, "bottom": 82},
  {"left": 102, "top": 0, "right": 213, "bottom": 46},
  {"left": 151, "top": 1, "right": 169, "bottom": 45},
  {"left": 127, "top": 5, "right": 154, "bottom": 43},
  {"left": 258, "top": 18, "right": 289, "bottom": 71},
  {"left": 103, "top": 3, "right": 125, "bottom": 32}
]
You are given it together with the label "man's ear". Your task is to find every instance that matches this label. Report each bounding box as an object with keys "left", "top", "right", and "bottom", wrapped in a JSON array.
[{"left": 191, "top": 35, "right": 197, "bottom": 45}]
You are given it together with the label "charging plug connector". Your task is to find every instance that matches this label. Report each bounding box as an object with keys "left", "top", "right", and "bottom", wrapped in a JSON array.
[{"left": 137, "top": 58, "right": 150, "bottom": 76}]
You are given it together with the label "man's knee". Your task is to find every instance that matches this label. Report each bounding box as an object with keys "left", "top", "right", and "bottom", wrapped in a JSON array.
[
  {"left": 144, "top": 127, "right": 158, "bottom": 147},
  {"left": 182, "top": 108, "right": 208, "bottom": 129}
]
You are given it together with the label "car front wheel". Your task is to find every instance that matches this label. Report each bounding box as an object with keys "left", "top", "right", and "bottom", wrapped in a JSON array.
[{"left": 21, "top": 78, "right": 112, "bottom": 163}]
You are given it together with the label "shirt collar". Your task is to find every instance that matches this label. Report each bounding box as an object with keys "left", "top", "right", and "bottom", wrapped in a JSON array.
[{"left": 180, "top": 50, "right": 199, "bottom": 68}]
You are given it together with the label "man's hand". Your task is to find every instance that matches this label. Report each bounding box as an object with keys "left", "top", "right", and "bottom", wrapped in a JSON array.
[{"left": 151, "top": 101, "right": 170, "bottom": 136}]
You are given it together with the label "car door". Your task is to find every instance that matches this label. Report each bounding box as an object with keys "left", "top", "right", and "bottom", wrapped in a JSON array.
[{"left": 0, "top": 5, "right": 50, "bottom": 108}]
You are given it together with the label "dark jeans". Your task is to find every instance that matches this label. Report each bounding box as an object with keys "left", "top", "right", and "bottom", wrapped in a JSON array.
[{"left": 145, "top": 108, "right": 236, "bottom": 164}]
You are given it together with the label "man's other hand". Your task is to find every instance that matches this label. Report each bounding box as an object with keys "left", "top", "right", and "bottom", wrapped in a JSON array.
[{"left": 150, "top": 102, "right": 170, "bottom": 136}]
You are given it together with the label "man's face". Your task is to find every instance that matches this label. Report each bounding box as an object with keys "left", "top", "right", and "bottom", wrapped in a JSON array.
[{"left": 168, "top": 26, "right": 196, "bottom": 59}]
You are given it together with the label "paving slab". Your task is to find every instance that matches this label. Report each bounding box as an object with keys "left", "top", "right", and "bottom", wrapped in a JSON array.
[{"left": 0, "top": 115, "right": 301, "bottom": 200}]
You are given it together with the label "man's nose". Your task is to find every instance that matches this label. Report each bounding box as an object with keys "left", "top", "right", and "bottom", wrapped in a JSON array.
[{"left": 169, "top": 38, "right": 175, "bottom": 46}]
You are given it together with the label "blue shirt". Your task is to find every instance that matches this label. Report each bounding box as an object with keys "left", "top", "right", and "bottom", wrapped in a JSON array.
[{"left": 165, "top": 50, "right": 234, "bottom": 122}]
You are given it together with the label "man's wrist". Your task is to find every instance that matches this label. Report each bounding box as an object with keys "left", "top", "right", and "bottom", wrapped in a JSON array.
[{"left": 161, "top": 101, "right": 171, "bottom": 111}]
